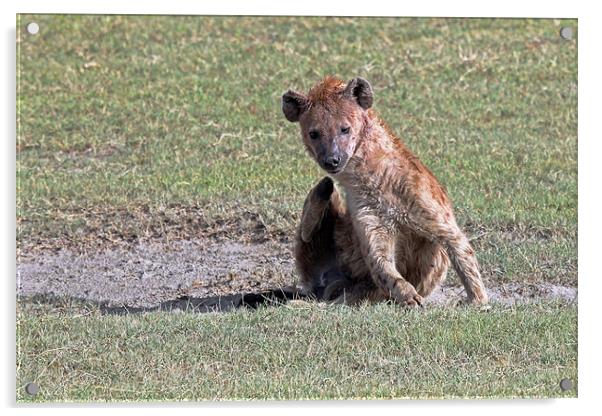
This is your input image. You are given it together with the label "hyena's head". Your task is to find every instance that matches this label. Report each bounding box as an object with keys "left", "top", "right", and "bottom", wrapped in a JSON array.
[{"left": 282, "top": 76, "right": 373, "bottom": 175}]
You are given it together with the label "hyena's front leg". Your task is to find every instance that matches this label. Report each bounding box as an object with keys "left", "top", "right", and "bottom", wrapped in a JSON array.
[{"left": 354, "top": 215, "right": 423, "bottom": 307}]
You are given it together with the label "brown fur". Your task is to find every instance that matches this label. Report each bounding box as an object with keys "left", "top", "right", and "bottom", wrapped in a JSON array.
[
  {"left": 284, "top": 76, "right": 488, "bottom": 306},
  {"left": 307, "top": 76, "right": 346, "bottom": 106}
]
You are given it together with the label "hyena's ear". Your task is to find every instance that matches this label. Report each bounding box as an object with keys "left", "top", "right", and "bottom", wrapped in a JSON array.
[
  {"left": 343, "top": 77, "right": 373, "bottom": 110},
  {"left": 282, "top": 90, "right": 308, "bottom": 122}
]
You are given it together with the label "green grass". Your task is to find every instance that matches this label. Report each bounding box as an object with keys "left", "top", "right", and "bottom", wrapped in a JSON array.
[
  {"left": 17, "top": 300, "right": 577, "bottom": 401},
  {"left": 17, "top": 15, "right": 577, "bottom": 284}
]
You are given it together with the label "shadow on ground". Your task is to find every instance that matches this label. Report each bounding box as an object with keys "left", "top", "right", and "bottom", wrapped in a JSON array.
[
  {"left": 98, "top": 286, "right": 308, "bottom": 315},
  {"left": 20, "top": 286, "right": 310, "bottom": 315}
]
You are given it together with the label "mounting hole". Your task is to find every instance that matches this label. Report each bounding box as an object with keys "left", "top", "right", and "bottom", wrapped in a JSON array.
[
  {"left": 559, "top": 378, "right": 573, "bottom": 391},
  {"left": 560, "top": 27, "right": 573, "bottom": 40},
  {"left": 25, "top": 382, "right": 39, "bottom": 396},
  {"left": 26, "top": 22, "right": 40, "bottom": 35}
]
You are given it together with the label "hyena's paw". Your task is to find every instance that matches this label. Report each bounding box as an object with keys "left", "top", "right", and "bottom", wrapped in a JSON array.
[
  {"left": 472, "top": 289, "right": 489, "bottom": 305},
  {"left": 452, "top": 292, "right": 490, "bottom": 308},
  {"left": 314, "top": 176, "right": 334, "bottom": 201},
  {"left": 458, "top": 289, "right": 489, "bottom": 306},
  {"left": 393, "top": 281, "right": 424, "bottom": 307},
  {"left": 466, "top": 292, "right": 489, "bottom": 306}
]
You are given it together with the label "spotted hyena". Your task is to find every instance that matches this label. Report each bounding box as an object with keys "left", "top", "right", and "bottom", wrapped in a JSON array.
[{"left": 282, "top": 76, "right": 488, "bottom": 306}]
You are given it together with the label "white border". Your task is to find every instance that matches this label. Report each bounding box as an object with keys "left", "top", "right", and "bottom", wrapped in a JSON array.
[
  {"left": 3, "top": 0, "right": 582, "bottom": 17},
  {"left": 2, "top": 1, "right": 599, "bottom": 415}
]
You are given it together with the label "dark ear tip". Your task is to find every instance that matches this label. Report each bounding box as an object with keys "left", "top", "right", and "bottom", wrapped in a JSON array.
[
  {"left": 282, "top": 90, "right": 294, "bottom": 100},
  {"left": 346, "top": 77, "right": 373, "bottom": 92},
  {"left": 355, "top": 77, "right": 372, "bottom": 89},
  {"left": 282, "top": 89, "right": 307, "bottom": 103}
]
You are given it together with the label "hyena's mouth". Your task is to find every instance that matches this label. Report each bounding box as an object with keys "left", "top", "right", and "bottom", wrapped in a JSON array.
[
  {"left": 321, "top": 158, "right": 349, "bottom": 175},
  {"left": 324, "top": 167, "right": 343, "bottom": 175}
]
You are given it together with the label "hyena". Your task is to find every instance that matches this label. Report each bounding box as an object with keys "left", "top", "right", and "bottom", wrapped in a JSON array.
[{"left": 283, "top": 76, "right": 488, "bottom": 306}]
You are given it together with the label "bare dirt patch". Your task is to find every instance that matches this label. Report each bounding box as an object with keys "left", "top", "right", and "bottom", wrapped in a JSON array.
[
  {"left": 17, "top": 237, "right": 576, "bottom": 313},
  {"left": 18, "top": 239, "right": 293, "bottom": 309}
]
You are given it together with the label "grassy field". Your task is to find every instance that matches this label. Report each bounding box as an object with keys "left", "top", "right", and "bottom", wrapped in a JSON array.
[
  {"left": 16, "top": 15, "right": 578, "bottom": 401},
  {"left": 17, "top": 299, "right": 577, "bottom": 401}
]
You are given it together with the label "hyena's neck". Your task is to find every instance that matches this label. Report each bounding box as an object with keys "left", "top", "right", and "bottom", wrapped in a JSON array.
[{"left": 337, "top": 118, "right": 402, "bottom": 194}]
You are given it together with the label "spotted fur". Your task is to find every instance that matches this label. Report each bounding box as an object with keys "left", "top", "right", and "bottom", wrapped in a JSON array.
[{"left": 284, "top": 76, "right": 488, "bottom": 306}]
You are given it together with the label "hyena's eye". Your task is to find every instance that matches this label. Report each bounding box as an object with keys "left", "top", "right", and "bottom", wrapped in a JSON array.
[
  {"left": 309, "top": 131, "right": 320, "bottom": 140},
  {"left": 341, "top": 126, "right": 351, "bottom": 134}
]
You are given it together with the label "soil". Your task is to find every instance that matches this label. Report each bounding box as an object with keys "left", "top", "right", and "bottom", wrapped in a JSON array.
[{"left": 17, "top": 238, "right": 577, "bottom": 313}]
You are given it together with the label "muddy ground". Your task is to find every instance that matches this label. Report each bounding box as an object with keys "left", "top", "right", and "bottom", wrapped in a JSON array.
[{"left": 16, "top": 237, "right": 577, "bottom": 313}]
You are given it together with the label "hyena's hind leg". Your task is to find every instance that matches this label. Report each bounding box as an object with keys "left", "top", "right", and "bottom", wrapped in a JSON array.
[
  {"left": 299, "top": 176, "right": 338, "bottom": 242},
  {"left": 294, "top": 177, "right": 348, "bottom": 299},
  {"left": 409, "top": 208, "right": 488, "bottom": 305},
  {"left": 406, "top": 238, "right": 449, "bottom": 299}
]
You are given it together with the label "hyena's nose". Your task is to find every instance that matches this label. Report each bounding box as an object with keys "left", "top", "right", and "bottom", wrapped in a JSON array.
[{"left": 324, "top": 155, "right": 341, "bottom": 170}]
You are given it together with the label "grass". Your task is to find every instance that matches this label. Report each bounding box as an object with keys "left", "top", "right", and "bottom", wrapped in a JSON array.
[
  {"left": 16, "top": 15, "right": 578, "bottom": 401},
  {"left": 17, "top": 15, "right": 577, "bottom": 284},
  {"left": 16, "top": 300, "right": 577, "bottom": 401}
]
